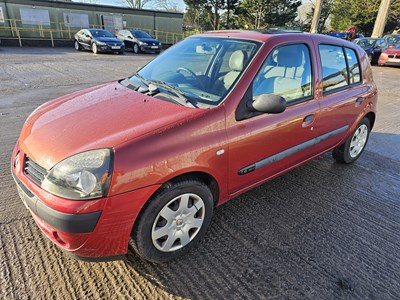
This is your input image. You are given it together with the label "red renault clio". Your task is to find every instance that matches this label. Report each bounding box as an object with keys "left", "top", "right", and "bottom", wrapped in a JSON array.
[{"left": 12, "top": 31, "right": 377, "bottom": 263}]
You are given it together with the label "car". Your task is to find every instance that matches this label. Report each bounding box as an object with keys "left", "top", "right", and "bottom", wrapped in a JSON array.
[
  {"left": 74, "top": 29, "right": 125, "bottom": 54},
  {"left": 383, "top": 34, "right": 400, "bottom": 48},
  {"left": 353, "top": 37, "right": 388, "bottom": 64},
  {"left": 378, "top": 43, "right": 400, "bottom": 66},
  {"left": 116, "top": 29, "right": 161, "bottom": 54},
  {"left": 322, "top": 32, "right": 363, "bottom": 41},
  {"left": 12, "top": 31, "right": 377, "bottom": 263}
]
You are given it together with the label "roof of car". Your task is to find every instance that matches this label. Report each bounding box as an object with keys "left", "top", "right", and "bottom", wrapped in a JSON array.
[{"left": 195, "top": 30, "right": 359, "bottom": 48}]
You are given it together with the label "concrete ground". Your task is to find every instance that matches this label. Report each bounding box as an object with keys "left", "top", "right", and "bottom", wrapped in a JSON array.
[{"left": 0, "top": 47, "right": 399, "bottom": 299}]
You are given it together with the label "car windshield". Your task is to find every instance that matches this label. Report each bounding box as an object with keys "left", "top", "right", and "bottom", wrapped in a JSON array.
[
  {"left": 355, "top": 39, "right": 376, "bottom": 48},
  {"left": 133, "top": 31, "right": 152, "bottom": 38},
  {"left": 90, "top": 30, "right": 115, "bottom": 38},
  {"left": 386, "top": 35, "right": 400, "bottom": 45},
  {"left": 123, "top": 37, "right": 261, "bottom": 108}
]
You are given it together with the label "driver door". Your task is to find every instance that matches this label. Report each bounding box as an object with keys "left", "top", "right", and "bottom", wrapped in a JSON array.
[{"left": 227, "top": 41, "right": 321, "bottom": 195}]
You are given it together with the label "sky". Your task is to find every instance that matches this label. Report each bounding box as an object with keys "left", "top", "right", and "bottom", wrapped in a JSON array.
[{"left": 76, "top": 0, "right": 186, "bottom": 12}]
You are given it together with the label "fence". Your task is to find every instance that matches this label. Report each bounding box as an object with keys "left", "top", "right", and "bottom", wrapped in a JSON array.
[{"left": 0, "top": 18, "right": 192, "bottom": 47}]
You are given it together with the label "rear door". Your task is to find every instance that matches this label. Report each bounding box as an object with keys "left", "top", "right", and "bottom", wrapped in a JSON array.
[{"left": 312, "top": 41, "right": 371, "bottom": 151}]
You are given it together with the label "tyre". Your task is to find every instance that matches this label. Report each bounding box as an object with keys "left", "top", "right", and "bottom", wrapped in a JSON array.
[
  {"left": 133, "top": 43, "right": 141, "bottom": 54},
  {"left": 332, "top": 117, "right": 370, "bottom": 164},
  {"left": 118, "top": 51, "right": 124, "bottom": 55},
  {"left": 92, "top": 43, "right": 98, "bottom": 54},
  {"left": 131, "top": 178, "right": 214, "bottom": 263},
  {"left": 74, "top": 40, "right": 81, "bottom": 51}
]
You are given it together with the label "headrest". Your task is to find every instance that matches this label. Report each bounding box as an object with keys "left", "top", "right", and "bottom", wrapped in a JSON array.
[
  {"left": 229, "top": 50, "right": 247, "bottom": 71},
  {"left": 276, "top": 46, "right": 303, "bottom": 68}
]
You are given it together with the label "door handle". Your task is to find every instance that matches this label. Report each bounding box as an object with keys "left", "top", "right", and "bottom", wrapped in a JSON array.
[
  {"left": 302, "top": 114, "right": 315, "bottom": 128},
  {"left": 303, "top": 114, "right": 315, "bottom": 123},
  {"left": 355, "top": 97, "right": 364, "bottom": 106}
]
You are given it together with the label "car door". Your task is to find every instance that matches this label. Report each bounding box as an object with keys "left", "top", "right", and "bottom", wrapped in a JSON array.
[
  {"left": 81, "top": 30, "right": 92, "bottom": 49},
  {"left": 226, "top": 41, "right": 321, "bottom": 195},
  {"left": 76, "top": 30, "right": 85, "bottom": 47},
  {"left": 311, "top": 42, "right": 372, "bottom": 152},
  {"left": 125, "top": 31, "right": 134, "bottom": 48}
]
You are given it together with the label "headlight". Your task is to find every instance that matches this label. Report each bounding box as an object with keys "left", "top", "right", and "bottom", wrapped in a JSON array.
[
  {"left": 121, "top": 42, "right": 125, "bottom": 47},
  {"left": 41, "top": 149, "right": 113, "bottom": 200},
  {"left": 96, "top": 41, "right": 107, "bottom": 46},
  {"left": 138, "top": 41, "right": 147, "bottom": 46}
]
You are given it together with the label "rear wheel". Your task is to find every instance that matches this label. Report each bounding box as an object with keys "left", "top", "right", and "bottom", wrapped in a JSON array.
[
  {"left": 131, "top": 178, "right": 214, "bottom": 263},
  {"left": 332, "top": 117, "right": 370, "bottom": 164},
  {"left": 92, "top": 43, "right": 98, "bottom": 54},
  {"left": 133, "top": 43, "right": 141, "bottom": 54}
]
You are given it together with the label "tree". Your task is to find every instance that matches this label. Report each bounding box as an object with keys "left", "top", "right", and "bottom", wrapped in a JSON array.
[
  {"left": 304, "top": 0, "right": 333, "bottom": 32},
  {"left": 225, "top": 0, "right": 241, "bottom": 29},
  {"left": 330, "top": 0, "right": 352, "bottom": 31},
  {"left": 264, "top": 0, "right": 301, "bottom": 27},
  {"left": 237, "top": 0, "right": 268, "bottom": 29},
  {"left": 184, "top": 0, "right": 225, "bottom": 30},
  {"left": 331, "top": 0, "right": 400, "bottom": 35},
  {"left": 184, "top": 0, "right": 208, "bottom": 30},
  {"left": 155, "top": 0, "right": 181, "bottom": 12},
  {"left": 120, "top": 0, "right": 154, "bottom": 9}
]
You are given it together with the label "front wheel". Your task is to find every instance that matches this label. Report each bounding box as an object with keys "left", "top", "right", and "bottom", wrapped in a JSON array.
[
  {"left": 131, "top": 178, "right": 214, "bottom": 263},
  {"left": 332, "top": 117, "right": 370, "bottom": 164},
  {"left": 74, "top": 40, "right": 81, "bottom": 51}
]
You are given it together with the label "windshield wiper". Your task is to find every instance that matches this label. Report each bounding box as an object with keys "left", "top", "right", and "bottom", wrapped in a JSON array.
[
  {"left": 147, "top": 79, "right": 198, "bottom": 108},
  {"left": 133, "top": 73, "right": 149, "bottom": 87}
]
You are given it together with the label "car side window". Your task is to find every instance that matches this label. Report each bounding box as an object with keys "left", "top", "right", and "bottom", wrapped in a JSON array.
[
  {"left": 344, "top": 47, "right": 361, "bottom": 84},
  {"left": 252, "top": 43, "right": 313, "bottom": 104},
  {"left": 376, "top": 39, "right": 387, "bottom": 48},
  {"left": 319, "top": 44, "right": 361, "bottom": 93}
]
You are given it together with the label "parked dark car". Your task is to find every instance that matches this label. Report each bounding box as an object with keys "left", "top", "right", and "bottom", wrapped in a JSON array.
[
  {"left": 12, "top": 31, "right": 377, "bottom": 263},
  {"left": 117, "top": 29, "right": 161, "bottom": 54},
  {"left": 383, "top": 34, "right": 400, "bottom": 48},
  {"left": 74, "top": 29, "right": 125, "bottom": 54},
  {"left": 353, "top": 38, "right": 388, "bottom": 63},
  {"left": 378, "top": 43, "right": 400, "bottom": 66},
  {"left": 323, "top": 32, "right": 363, "bottom": 41}
]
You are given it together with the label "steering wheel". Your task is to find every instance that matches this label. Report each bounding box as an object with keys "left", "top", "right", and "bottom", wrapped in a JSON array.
[
  {"left": 177, "top": 67, "right": 207, "bottom": 90},
  {"left": 176, "top": 67, "right": 197, "bottom": 81}
]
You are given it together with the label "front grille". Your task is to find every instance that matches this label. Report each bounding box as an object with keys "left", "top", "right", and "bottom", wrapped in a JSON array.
[{"left": 24, "top": 156, "right": 48, "bottom": 186}]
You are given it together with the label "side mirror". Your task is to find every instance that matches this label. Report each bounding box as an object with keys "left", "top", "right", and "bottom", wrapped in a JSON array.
[{"left": 248, "top": 94, "right": 287, "bottom": 114}]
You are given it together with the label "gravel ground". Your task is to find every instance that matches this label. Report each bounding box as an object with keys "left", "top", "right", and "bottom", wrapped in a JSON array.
[{"left": 0, "top": 47, "right": 399, "bottom": 300}]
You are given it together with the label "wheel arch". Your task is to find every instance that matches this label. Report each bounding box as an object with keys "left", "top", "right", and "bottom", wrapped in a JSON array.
[
  {"left": 364, "top": 111, "right": 376, "bottom": 130},
  {"left": 130, "top": 171, "right": 219, "bottom": 242},
  {"left": 163, "top": 172, "right": 220, "bottom": 206}
]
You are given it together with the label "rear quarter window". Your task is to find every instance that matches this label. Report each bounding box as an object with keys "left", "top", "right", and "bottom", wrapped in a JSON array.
[{"left": 319, "top": 44, "right": 361, "bottom": 93}]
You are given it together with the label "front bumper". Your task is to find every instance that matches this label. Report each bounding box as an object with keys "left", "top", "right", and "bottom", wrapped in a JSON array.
[
  {"left": 98, "top": 44, "right": 125, "bottom": 53},
  {"left": 378, "top": 57, "right": 400, "bottom": 66},
  {"left": 11, "top": 145, "right": 160, "bottom": 259},
  {"left": 140, "top": 45, "right": 161, "bottom": 52}
]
